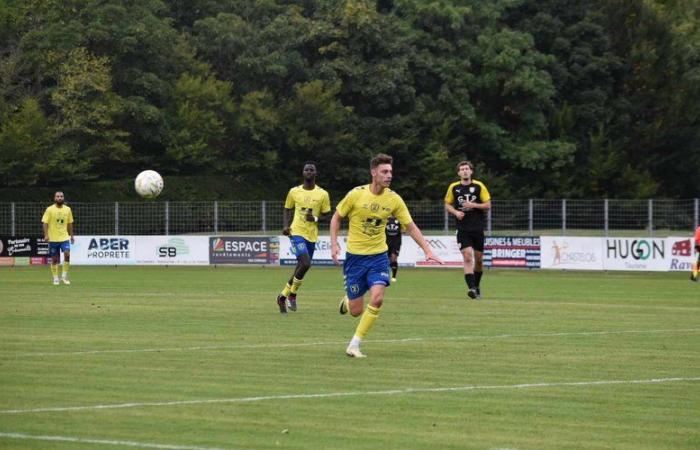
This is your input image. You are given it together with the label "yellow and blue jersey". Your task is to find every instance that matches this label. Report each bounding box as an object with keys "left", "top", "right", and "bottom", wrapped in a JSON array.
[
  {"left": 41, "top": 205, "right": 74, "bottom": 242},
  {"left": 284, "top": 185, "right": 331, "bottom": 242},
  {"left": 336, "top": 185, "right": 412, "bottom": 255}
]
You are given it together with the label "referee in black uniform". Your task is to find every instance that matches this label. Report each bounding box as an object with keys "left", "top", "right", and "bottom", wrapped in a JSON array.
[{"left": 444, "top": 160, "right": 491, "bottom": 299}]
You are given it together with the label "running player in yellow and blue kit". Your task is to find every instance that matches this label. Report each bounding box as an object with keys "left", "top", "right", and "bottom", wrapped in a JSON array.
[
  {"left": 331, "top": 154, "right": 443, "bottom": 358},
  {"left": 41, "top": 191, "right": 75, "bottom": 285},
  {"left": 277, "top": 162, "right": 331, "bottom": 313}
]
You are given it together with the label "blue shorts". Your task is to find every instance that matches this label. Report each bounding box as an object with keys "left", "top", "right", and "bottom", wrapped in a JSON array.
[
  {"left": 289, "top": 236, "right": 316, "bottom": 260},
  {"left": 49, "top": 240, "right": 71, "bottom": 257},
  {"left": 343, "top": 252, "right": 391, "bottom": 300}
]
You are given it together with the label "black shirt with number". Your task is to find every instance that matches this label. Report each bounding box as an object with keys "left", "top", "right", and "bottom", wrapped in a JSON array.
[{"left": 444, "top": 180, "right": 491, "bottom": 232}]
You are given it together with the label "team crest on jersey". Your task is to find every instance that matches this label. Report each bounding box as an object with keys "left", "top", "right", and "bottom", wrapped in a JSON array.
[
  {"left": 469, "top": 187, "right": 475, "bottom": 193},
  {"left": 371, "top": 203, "right": 379, "bottom": 212}
]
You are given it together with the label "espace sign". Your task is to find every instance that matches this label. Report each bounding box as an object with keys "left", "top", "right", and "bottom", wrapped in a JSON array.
[{"left": 71, "top": 236, "right": 135, "bottom": 265}]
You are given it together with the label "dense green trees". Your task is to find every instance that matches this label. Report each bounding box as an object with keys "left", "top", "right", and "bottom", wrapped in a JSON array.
[{"left": 0, "top": 0, "right": 698, "bottom": 199}]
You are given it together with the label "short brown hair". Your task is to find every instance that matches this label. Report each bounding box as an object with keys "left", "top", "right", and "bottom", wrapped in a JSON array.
[
  {"left": 457, "top": 160, "right": 473, "bottom": 171},
  {"left": 370, "top": 153, "right": 393, "bottom": 169}
]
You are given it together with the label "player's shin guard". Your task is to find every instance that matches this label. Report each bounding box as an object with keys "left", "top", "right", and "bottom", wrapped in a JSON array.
[
  {"left": 474, "top": 271, "right": 482, "bottom": 287},
  {"left": 50, "top": 264, "right": 59, "bottom": 278},
  {"left": 354, "top": 305, "right": 380, "bottom": 340},
  {"left": 290, "top": 277, "right": 303, "bottom": 294},
  {"left": 62, "top": 262, "right": 70, "bottom": 277},
  {"left": 390, "top": 261, "right": 398, "bottom": 279}
]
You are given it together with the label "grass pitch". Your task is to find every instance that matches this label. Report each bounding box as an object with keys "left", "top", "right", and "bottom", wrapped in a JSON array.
[{"left": 0, "top": 266, "right": 699, "bottom": 450}]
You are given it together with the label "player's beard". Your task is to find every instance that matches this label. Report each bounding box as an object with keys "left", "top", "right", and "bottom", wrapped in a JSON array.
[{"left": 56, "top": 200, "right": 64, "bottom": 206}]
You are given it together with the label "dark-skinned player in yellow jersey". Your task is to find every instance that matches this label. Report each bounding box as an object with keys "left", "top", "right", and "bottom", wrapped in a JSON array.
[{"left": 276, "top": 162, "right": 331, "bottom": 313}]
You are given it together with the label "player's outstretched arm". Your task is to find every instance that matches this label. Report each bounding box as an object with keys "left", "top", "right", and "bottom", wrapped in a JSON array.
[
  {"left": 330, "top": 211, "right": 343, "bottom": 265},
  {"left": 405, "top": 222, "right": 443, "bottom": 264}
]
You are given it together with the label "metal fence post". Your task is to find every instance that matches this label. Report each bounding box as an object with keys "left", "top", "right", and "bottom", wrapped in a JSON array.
[
  {"left": 604, "top": 199, "right": 609, "bottom": 237},
  {"left": 694, "top": 198, "right": 699, "bottom": 231},
  {"left": 115, "top": 202, "right": 119, "bottom": 235},
  {"left": 11, "top": 202, "right": 15, "bottom": 236},
  {"left": 528, "top": 199, "right": 533, "bottom": 235},
  {"left": 487, "top": 207, "right": 492, "bottom": 236},
  {"left": 648, "top": 198, "right": 653, "bottom": 236},
  {"left": 261, "top": 200, "right": 266, "bottom": 233},
  {"left": 165, "top": 201, "right": 169, "bottom": 235},
  {"left": 443, "top": 209, "right": 449, "bottom": 234},
  {"left": 214, "top": 201, "right": 218, "bottom": 234},
  {"left": 562, "top": 199, "right": 567, "bottom": 236}
]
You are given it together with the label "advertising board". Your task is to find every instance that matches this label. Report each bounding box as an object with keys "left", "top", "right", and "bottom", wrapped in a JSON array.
[
  {"left": 209, "top": 236, "right": 276, "bottom": 264},
  {"left": 134, "top": 236, "right": 209, "bottom": 265},
  {"left": 540, "top": 236, "right": 604, "bottom": 270}
]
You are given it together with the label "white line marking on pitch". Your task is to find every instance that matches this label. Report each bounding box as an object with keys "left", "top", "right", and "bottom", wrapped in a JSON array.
[
  {"left": 5, "top": 328, "right": 700, "bottom": 357},
  {"left": 1, "top": 377, "right": 698, "bottom": 415},
  {"left": 0, "top": 432, "right": 229, "bottom": 450}
]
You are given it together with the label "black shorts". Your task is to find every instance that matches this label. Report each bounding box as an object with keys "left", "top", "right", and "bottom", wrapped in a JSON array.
[
  {"left": 457, "top": 230, "right": 485, "bottom": 252},
  {"left": 387, "top": 236, "right": 402, "bottom": 256}
]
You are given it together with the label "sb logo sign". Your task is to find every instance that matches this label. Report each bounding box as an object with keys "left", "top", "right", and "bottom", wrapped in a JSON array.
[{"left": 158, "top": 246, "right": 177, "bottom": 257}]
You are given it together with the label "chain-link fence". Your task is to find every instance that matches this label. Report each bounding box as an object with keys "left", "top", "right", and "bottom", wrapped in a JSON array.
[{"left": 1, "top": 199, "right": 698, "bottom": 237}]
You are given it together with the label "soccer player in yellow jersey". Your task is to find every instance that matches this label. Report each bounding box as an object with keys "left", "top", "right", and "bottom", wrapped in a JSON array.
[
  {"left": 41, "top": 191, "right": 75, "bottom": 285},
  {"left": 277, "top": 162, "right": 331, "bottom": 313},
  {"left": 444, "top": 160, "right": 491, "bottom": 299},
  {"left": 331, "top": 154, "right": 443, "bottom": 358}
]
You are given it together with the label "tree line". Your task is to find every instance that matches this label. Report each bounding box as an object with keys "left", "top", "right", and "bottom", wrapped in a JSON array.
[{"left": 1, "top": 0, "right": 699, "bottom": 199}]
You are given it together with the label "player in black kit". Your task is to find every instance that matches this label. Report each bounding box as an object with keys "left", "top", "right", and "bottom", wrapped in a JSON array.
[
  {"left": 444, "top": 161, "right": 491, "bottom": 299},
  {"left": 385, "top": 216, "right": 402, "bottom": 282}
]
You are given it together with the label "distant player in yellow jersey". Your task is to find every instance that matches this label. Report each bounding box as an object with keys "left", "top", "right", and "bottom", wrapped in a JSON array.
[
  {"left": 444, "top": 160, "right": 491, "bottom": 299},
  {"left": 277, "top": 162, "right": 331, "bottom": 313},
  {"left": 331, "top": 154, "right": 443, "bottom": 358},
  {"left": 41, "top": 191, "right": 75, "bottom": 285}
]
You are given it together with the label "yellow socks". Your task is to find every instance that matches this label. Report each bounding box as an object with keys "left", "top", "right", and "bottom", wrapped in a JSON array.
[
  {"left": 62, "top": 262, "right": 70, "bottom": 277},
  {"left": 354, "top": 305, "right": 380, "bottom": 339},
  {"left": 50, "top": 264, "right": 58, "bottom": 278},
  {"left": 290, "top": 277, "right": 303, "bottom": 295},
  {"left": 281, "top": 277, "right": 304, "bottom": 297},
  {"left": 281, "top": 282, "right": 292, "bottom": 297}
]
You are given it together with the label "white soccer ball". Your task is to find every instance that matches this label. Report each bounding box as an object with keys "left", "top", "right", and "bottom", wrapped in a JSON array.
[{"left": 134, "top": 170, "right": 164, "bottom": 199}]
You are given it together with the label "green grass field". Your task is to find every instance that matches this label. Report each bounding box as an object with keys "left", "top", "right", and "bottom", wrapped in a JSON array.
[{"left": 0, "top": 266, "right": 698, "bottom": 450}]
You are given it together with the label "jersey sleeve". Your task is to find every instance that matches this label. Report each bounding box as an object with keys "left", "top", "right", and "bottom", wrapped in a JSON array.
[
  {"left": 67, "top": 208, "right": 74, "bottom": 224},
  {"left": 479, "top": 182, "right": 491, "bottom": 203},
  {"left": 41, "top": 208, "right": 50, "bottom": 224},
  {"left": 336, "top": 189, "right": 357, "bottom": 218},
  {"left": 393, "top": 196, "right": 413, "bottom": 226},
  {"left": 284, "top": 189, "right": 295, "bottom": 209},
  {"left": 444, "top": 183, "right": 455, "bottom": 204},
  {"left": 321, "top": 191, "right": 331, "bottom": 214}
]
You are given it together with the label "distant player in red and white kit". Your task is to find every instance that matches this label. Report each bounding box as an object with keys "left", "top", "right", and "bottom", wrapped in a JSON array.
[{"left": 691, "top": 225, "right": 700, "bottom": 282}]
